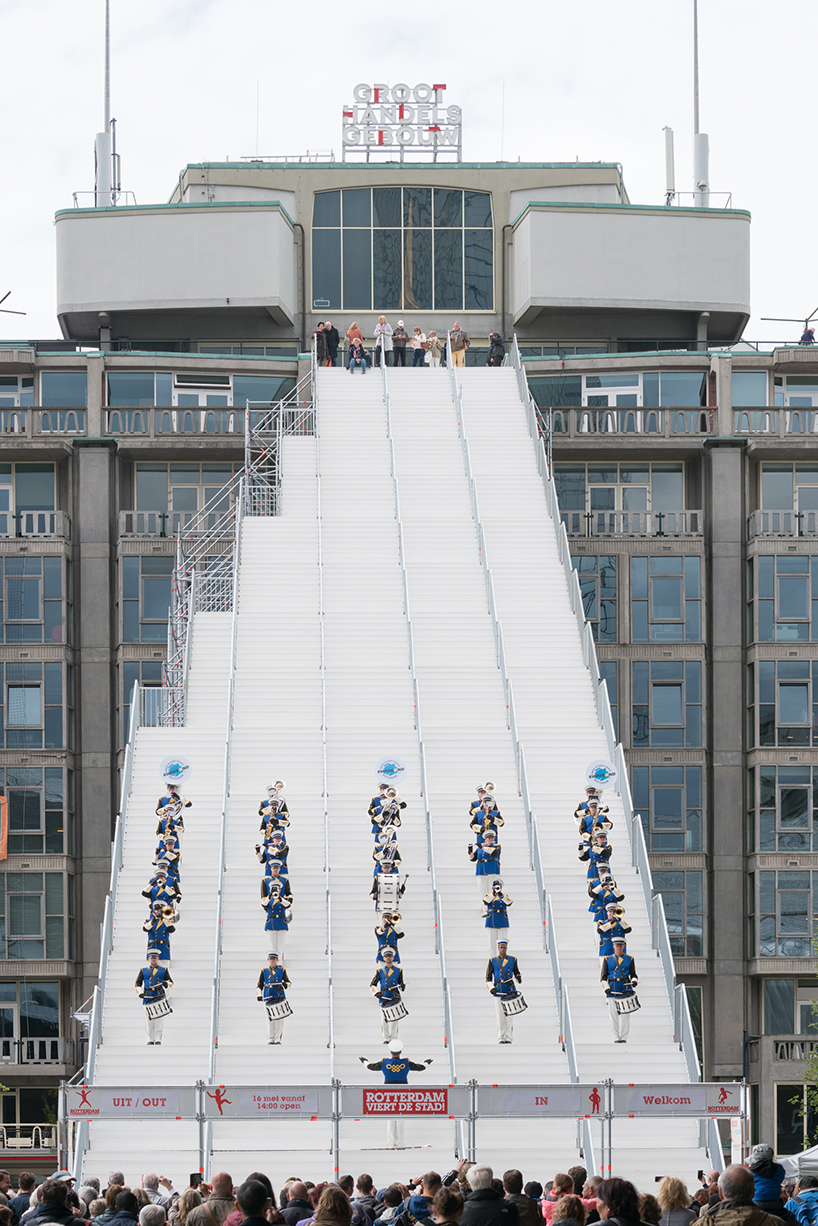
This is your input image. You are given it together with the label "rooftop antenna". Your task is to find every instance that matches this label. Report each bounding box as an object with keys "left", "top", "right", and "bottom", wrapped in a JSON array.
[
  {"left": 761, "top": 308, "right": 818, "bottom": 333},
  {"left": 692, "top": 0, "right": 710, "bottom": 207},
  {"left": 663, "top": 126, "right": 676, "bottom": 206},
  {"left": 0, "top": 292, "right": 26, "bottom": 317},
  {"left": 94, "top": 0, "right": 113, "bottom": 206}
]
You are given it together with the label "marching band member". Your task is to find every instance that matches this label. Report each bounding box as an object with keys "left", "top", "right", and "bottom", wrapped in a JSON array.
[
  {"left": 375, "top": 789, "right": 406, "bottom": 838},
  {"left": 375, "top": 912, "right": 404, "bottom": 966},
  {"left": 589, "top": 874, "right": 625, "bottom": 921},
  {"left": 156, "top": 808, "right": 184, "bottom": 841},
  {"left": 469, "top": 830, "right": 502, "bottom": 882},
  {"left": 258, "top": 783, "right": 290, "bottom": 833},
  {"left": 262, "top": 882, "right": 291, "bottom": 956},
  {"left": 141, "top": 870, "right": 180, "bottom": 910},
  {"left": 579, "top": 830, "right": 612, "bottom": 879},
  {"left": 143, "top": 901, "right": 176, "bottom": 965},
  {"left": 256, "top": 834, "right": 290, "bottom": 875},
  {"left": 135, "top": 949, "right": 173, "bottom": 1045},
  {"left": 596, "top": 903, "right": 632, "bottom": 962},
  {"left": 370, "top": 948, "right": 406, "bottom": 1043},
  {"left": 486, "top": 939, "right": 522, "bottom": 1044},
  {"left": 153, "top": 831, "right": 181, "bottom": 862},
  {"left": 482, "top": 879, "right": 512, "bottom": 954},
  {"left": 260, "top": 861, "right": 292, "bottom": 904},
  {"left": 601, "top": 937, "right": 639, "bottom": 1042},
  {"left": 470, "top": 799, "right": 504, "bottom": 846},
  {"left": 370, "top": 858, "right": 406, "bottom": 910},
  {"left": 368, "top": 784, "right": 390, "bottom": 831},
  {"left": 574, "top": 786, "right": 608, "bottom": 820},
  {"left": 469, "top": 785, "right": 500, "bottom": 821},
  {"left": 373, "top": 842, "right": 402, "bottom": 873},
  {"left": 156, "top": 784, "right": 192, "bottom": 817},
  {"left": 256, "top": 951, "right": 291, "bottom": 1044},
  {"left": 359, "top": 1042, "right": 433, "bottom": 1149},
  {"left": 577, "top": 796, "right": 612, "bottom": 841}
]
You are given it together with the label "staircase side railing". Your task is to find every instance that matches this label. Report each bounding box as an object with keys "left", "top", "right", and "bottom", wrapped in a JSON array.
[
  {"left": 383, "top": 357, "right": 457, "bottom": 1088},
  {"left": 510, "top": 334, "right": 702, "bottom": 1080},
  {"left": 508, "top": 334, "right": 552, "bottom": 470}
]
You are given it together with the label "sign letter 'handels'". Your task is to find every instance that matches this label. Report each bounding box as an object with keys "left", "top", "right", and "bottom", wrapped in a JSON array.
[{"left": 342, "top": 84, "right": 462, "bottom": 162}]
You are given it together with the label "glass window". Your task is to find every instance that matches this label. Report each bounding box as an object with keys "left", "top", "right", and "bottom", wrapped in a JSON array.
[
  {"left": 121, "top": 555, "right": 174, "bottom": 643},
  {"left": 659, "top": 372, "right": 705, "bottom": 407},
  {"left": 343, "top": 188, "right": 371, "bottom": 227},
  {"left": 732, "top": 371, "right": 768, "bottom": 407},
  {"left": 107, "top": 373, "right": 156, "bottom": 407},
  {"left": 312, "top": 190, "right": 340, "bottom": 227},
  {"left": 403, "top": 187, "right": 431, "bottom": 228},
  {"left": 404, "top": 229, "right": 432, "bottom": 311},
  {"left": 531, "top": 378, "right": 582, "bottom": 409},
  {"left": 631, "top": 556, "right": 702, "bottom": 643},
  {"left": 434, "top": 188, "right": 462, "bottom": 227},
  {"left": 232, "top": 376, "right": 294, "bottom": 407},
  {"left": 758, "top": 871, "right": 816, "bottom": 957},
  {"left": 373, "top": 188, "right": 401, "bottom": 227},
  {"left": 433, "top": 230, "right": 462, "bottom": 312},
  {"left": 342, "top": 230, "right": 371, "bottom": 310},
  {"left": 632, "top": 661, "right": 702, "bottom": 748},
  {"left": 652, "top": 870, "right": 704, "bottom": 955},
  {"left": 39, "top": 373, "right": 87, "bottom": 408},
  {"left": 572, "top": 555, "right": 616, "bottom": 642},
  {"left": 464, "top": 231, "right": 493, "bottom": 311},
  {"left": 7, "top": 688, "right": 40, "bottom": 727},
  {"left": 464, "top": 191, "right": 492, "bottom": 227},
  {"left": 312, "top": 230, "right": 341, "bottom": 311},
  {"left": 14, "top": 465, "right": 54, "bottom": 514},
  {"left": 373, "top": 230, "right": 402, "bottom": 310},
  {"left": 2, "top": 873, "right": 68, "bottom": 960}
]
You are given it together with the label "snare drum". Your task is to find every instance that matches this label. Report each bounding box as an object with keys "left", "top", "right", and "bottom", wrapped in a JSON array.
[
  {"left": 381, "top": 1000, "right": 408, "bottom": 1023},
  {"left": 614, "top": 994, "right": 640, "bottom": 1015},
  {"left": 145, "top": 997, "right": 172, "bottom": 1021},
  {"left": 265, "top": 1000, "right": 293, "bottom": 1021},
  {"left": 501, "top": 993, "right": 528, "bottom": 1017}
]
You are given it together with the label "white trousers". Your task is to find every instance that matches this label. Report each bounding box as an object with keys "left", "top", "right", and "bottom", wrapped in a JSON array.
[
  {"left": 428, "top": 356, "right": 440, "bottom": 368},
  {"left": 267, "top": 929, "right": 286, "bottom": 957},
  {"left": 381, "top": 1012, "right": 400, "bottom": 1042},
  {"left": 266, "top": 1013, "right": 285, "bottom": 1043},
  {"left": 608, "top": 997, "right": 631, "bottom": 1041},
  {"left": 145, "top": 1013, "right": 166, "bottom": 1043},
  {"left": 386, "top": 1116, "right": 405, "bottom": 1148},
  {"left": 495, "top": 998, "right": 513, "bottom": 1042}
]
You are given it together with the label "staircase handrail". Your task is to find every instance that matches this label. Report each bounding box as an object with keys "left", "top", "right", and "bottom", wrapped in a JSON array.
[
  {"left": 510, "top": 334, "right": 702, "bottom": 1083},
  {"left": 383, "top": 357, "right": 457, "bottom": 1088},
  {"left": 508, "top": 334, "right": 552, "bottom": 471},
  {"left": 314, "top": 349, "right": 336, "bottom": 1074}
]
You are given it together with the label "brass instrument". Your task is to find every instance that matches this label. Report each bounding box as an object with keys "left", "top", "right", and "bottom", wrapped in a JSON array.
[{"left": 612, "top": 904, "right": 626, "bottom": 919}]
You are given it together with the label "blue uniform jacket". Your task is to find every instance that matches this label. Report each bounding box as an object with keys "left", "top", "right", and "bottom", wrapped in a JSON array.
[
  {"left": 257, "top": 965, "right": 290, "bottom": 1002},
  {"left": 142, "top": 884, "right": 178, "bottom": 909},
  {"left": 376, "top": 925, "right": 403, "bottom": 962},
  {"left": 601, "top": 953, "right": 637, "bottom": 997},
  {"left": 483, "top": 896, "right": 510, "bottom": 929},
  {"left": 487, "top": 954, "right": 521, "bottom": 996},
  {"left": 263, "top": 898, "right": 290, "bottom": 932},
  {"left": 371, "top": 966, "right": 404, "bottom": 1004},
  {"left": 135, "top": 964, "right": 172, "bottom": 1001},
  {"left": 258, "top": 844, "right": 289, "bottom": 874},
  {"left": 470, "top": 846, "right": 501, "bottom": 875},
  {"left": 143, "top": 918, "right": 174, "bottom": 960},
  {"left": 579, "top": 843, "right": 612, "bottom": 879},
  {"left": 596, "top": 918, "right": 631, "bottom": 956},
  {"left": 156, "top": 814, "right": 184, "bottom": 838}
]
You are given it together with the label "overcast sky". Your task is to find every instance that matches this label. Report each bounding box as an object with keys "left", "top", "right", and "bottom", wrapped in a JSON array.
[{"left": 0, "top": 0, "right": 813, "bottom": 344}]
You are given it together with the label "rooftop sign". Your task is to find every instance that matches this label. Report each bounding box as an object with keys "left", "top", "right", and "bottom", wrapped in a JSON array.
[{"left": 342, "top": 83, "right": 462, "bottom": 162}]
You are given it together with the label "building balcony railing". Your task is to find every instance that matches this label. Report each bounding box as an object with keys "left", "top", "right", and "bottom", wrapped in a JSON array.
[
  {"left": 118, "top": 509, "right": 234, "bottom": 538},
  {"left": 747, "top": 509, "right": 818, "bottom": 538},
  {"left": 0, "top": 409, "right": 86, "bottom": 436},
  {"left": 0, "top": 1124, "right": 57, "bottom": 1151},
  {"left": 0, "top": 511, "right": 70, "bottom": 540},
  {"left": 0, "top": 1036, "right": 74, "bottom": 1065},
  {"left": 561, "top": 509, "right": 703, "bottom": 538},
  {"left": 106, "top": 407, "right": 245, "bottom": 436},
  {"left": 767, "top": 1035, "right": 818, "bottom": 1062},
  {"left": 734, "top": 409, "right": 818, "bottom": 436},
  {"left": 551, "top": 407, "right": 712, "bottom": 438}
]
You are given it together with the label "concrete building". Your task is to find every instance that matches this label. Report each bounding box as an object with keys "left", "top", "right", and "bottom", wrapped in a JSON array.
[{"left": 0, "top": 146, "right": 812, "bottom": 1162}]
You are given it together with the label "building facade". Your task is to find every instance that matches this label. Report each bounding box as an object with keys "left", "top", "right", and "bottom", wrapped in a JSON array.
[{"left": 1, "top": 150, "right": 810, "bottom": 1160}]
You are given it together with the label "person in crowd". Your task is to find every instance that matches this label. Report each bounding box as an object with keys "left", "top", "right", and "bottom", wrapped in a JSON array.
[
  {"left": 139, "top": 1209, "right": 166, "bottom": 1226},
  {"left": 257, "top": 951, "right": 291, "bottom": 1044},
  {"left": 262, "top": 882, "right": 291, "bottom": 958},
  {"left": 579, "top": 831, "right": 612, "bottom": 879},
  {"left": 593, "top": 1179, "right": 642, "bottom": 1226},
  {"left": 259, "top": 783, "right": 289, "bottom": 830},
  {"left": 375, "top": 912, "right": 404, "bottom": 966},
  {"left": 89, "top": 1204, "right": 107, "bottom": 1221},
  {"left": 524, "top": 1191, "right": 543, "bottom": 1211},
  {"left": 282, "top": 1187, "right": 313, "bottom": 1226},
  {"left": 348, "top": 338, "right": 368, "bottom": 375},
  {"left": 567, "top": 1176, "right": 586, "bottom": 1203},
  {"left": 800, "top": 327, "right": 815, "bottom": 346},
  {"left": 597, "top": 904, "right": 631, "bottom": 963},
  {"left": 95, "top": 1189, "right": 124, "bottom": 1226},
  {"left": 336, "top": 1179, "right": 367, "bottom": 1226},
  {"left": 313, "top": 325, "right": 328, "bottom": 366},
  {"left": 142, "top": 1180, "right": 176, "bottom": 1212},
  {"left": 426, "top": 332, "right": 443, "bottom": 368},
  {"left": 784, "top": 1177, "right": 818, "bottom": 1226},
  {"left": 11, "top": 1177, "right": 37, "bottom": 1226},
  {"left": 469, "top": 830, "right": 502, "bottom": 878},
  {"left": 351, "top": 1180, "right": 378, "bottom": 1226},
  {"left": 601, "top": 937, "right": 638, "bottom": 1042},
  {"left": 502, "top": 1173, "right": 538, "bottom": 1226},
  {"left": 486, "top": 940, "right": 522, "bottom": 1043},
  {"left": 411, "top": 327, "right": 427, "bottom": 367},
  {"left": 360, "top": 1041, "right": 433, "bottom": 1148},
  {"left": 324, "top": 322, "right": 340, "bottom": 367},
  {"left": 108, "top": 1193, "right": 140, "bottom": 1226},
  {"left": 375, "top": 317, "right": 394, "bottom": 367},
  {"left": 373, "top": 1190, "right": 403, "bottom": 1226},
  {"left": 31, "top": 1185, "right": 80, "bottom": 1226},
  {"left": 460, "top": 1167, "right": 518, "bottom": 1226},
  {"left": 369, "top": 947, "right": 406, "bottom": 1042},
  {"left": 433, "top": 1189, "right": 463, "bottom": 1226},
  {"left": 134, "top": 1197, "right": 152, "bottom": 1214},
  {"left": 169, "top": 1193, "right": 201, "bottom": 1226},
  {"left": 135, "top": 949, "right": 173, "bottom": 1045},
  {"left": 234, "top": 1182, "right": 271, "bottom": 1226},
  {"left": 346, "top": 322, "right": 364, "bottom": 356},
  {"left": 143, "top": 904, "right": 175, "bottom": 966},
  {"left": 312, "top": 1187, "right": 351, "bottom": 1226},
  {"left": 542, "top": 1177, "right": 575, "bottom": 1222},
  {"left": 746, "top": 1146, "right": 788, "bottom": 1218},
  {"left": 551, "top": 1199, "right": 586, "bottom": 1226},
  {"left": 187, "top": 1177, "right": 234, "bottom": 1226},
  {"left": 655, "top": 1180, "right": 696, "bottom": 1226},
  {"left": 702, "top": 1165, "right": 788, "bottom": 1226},
  {"left": 487, "top": 333, "right": 505, "bottom": 367},
  {"left": 392, "top": 322, "right": 409, "bottom": 367},
  {"left": 449, "top": 324, "right": 470, "bottom": 368},
  {"left": 638, "top": 1197, "right": 661, "bottom": 1226}
]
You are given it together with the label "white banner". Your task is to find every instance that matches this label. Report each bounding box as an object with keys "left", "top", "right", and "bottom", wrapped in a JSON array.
[
  {"left": 616, "top": 1084, "right": 742, "bottom": 1116},
  {"left": 202, "top": 1086, "right": 331, "bottom": 1119},
  {"left": 66, "top": 1086, "right": 192, "bottom": 1118}
]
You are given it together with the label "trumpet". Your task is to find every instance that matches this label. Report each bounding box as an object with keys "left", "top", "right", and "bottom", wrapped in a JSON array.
[{"left": 611, "top": 904, "right": 626, "bottom": 919}]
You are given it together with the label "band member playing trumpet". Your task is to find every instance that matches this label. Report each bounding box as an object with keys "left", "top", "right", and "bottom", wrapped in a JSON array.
[
  {"left": 486, "top": 940, "right": 522, "bottom": 1044},
  {"left": 577, "top": 796, "right": 612, "bottom": 841},
  {"left": 261, "top": 861, "right": 292, "bottom": 905},
  {"left": 597, "top": 903, "right": 632, "bottom": 961},
  {"left": 469, "top": 784, "right": 500, "bottom": 821},
  {"left": 375, "top": 912, "right": 404, "bottom": 966},
  {"left": 143, "top": 901, "right": 176, "bottom": 965},
  {"left": 602, "top": 937, "right": 639, "bottom": 1042},
  {"left": 262, "top": 882, "right": 291, "bottom": 957},
  {"left": 257, "top": 951, "right": 291, "bottom": 1044},
  {"left": 156, "top": 808, "right": 185, "bottom": 841},
  {"left": 469, "top": 830, "right": 502, "bottom": 881},
  {"left": 370, "top": 948, "right": 406, "bottom": 1043},
  {"left": 156, "top": 784, "right": 192, "bottom": 818},
  {"left": 141, "top": 870, "right": 180, "bottom": 911},
  {"left": 589, "top": 874, "right": 625, "bottom": 921},
  {"left": 482, "top": 879, "right": 512, "bottom": 954},
  {"left": 579, "top": 830, "right": 613, "bottom": 879},
  {"left": 136, "top": 949, "right": 173, "bottom": 1045},
  {"left": 257, "top": 832, "right": 290, "bottom": 874},
  {"left": 153, "top": 831, "right": 181, "bottom": 862}
]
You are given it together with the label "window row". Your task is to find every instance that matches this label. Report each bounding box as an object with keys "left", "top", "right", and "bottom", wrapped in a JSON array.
[
  {"left": 0, "top": 464, "right": 56, "bottom": 515},
  {"left": 0, "top": 557, "right": 72, "bottom": 644},
  {"left": 530, "top": 371, "right": 707, "bottom": 409},
  {"left": 569, "top": 550, "right": 703, "bottom": 645},
  {"left": 747, "top": 766, "right": 818, "bottom": 854},
  {"left": 107, "top": 373, "right": 294, "bottom": 409},
  {"left": 134, "top": 462, "right": 240, "bottom": 521},
  {"left": 556, "top": 463, "right": 687, "bottom": 513},
  {"left": 763, "top": 978, "right": 818, "bottom": 1036},
  {"left": 652, "top": 870, "right": 703, "bottom": 956},
  {"left": 0, "top": 663, "right": 74, "bottom": 750},
  {"left": 0, "top": 873, "right": 74, "bottom": 960},
  {"left": 747, "top": 555, "right": 818, "bottom": 643},
  {"left": 747, "top": 663, "right": 818, "bottom": 747},
  {"left": 0, "top": 767, "right": 74, "bottom": 857},
  {"left": 633, "top": 765, "right": 702, "bottom": 853},
  {"left": 749, "top": 870, "right": 818, "bottom": 958}
]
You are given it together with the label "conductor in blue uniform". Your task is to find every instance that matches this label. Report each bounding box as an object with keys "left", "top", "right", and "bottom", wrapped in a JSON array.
[
  {"left": 360, "top": 1040, "right": 433, "bottom": 1148},
  {"left": 601, "top": 937, "right": 639, "bottom": 1042}
]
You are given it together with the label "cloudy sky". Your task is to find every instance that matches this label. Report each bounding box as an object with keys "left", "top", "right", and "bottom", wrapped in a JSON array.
[{"left": 0, "top": 0, "right": 813, "bottom": 343}]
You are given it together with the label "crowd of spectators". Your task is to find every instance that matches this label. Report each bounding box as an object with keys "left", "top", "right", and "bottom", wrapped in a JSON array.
[{"left": 0, "top": 1152, "right": 814, "bottom": 1226}]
